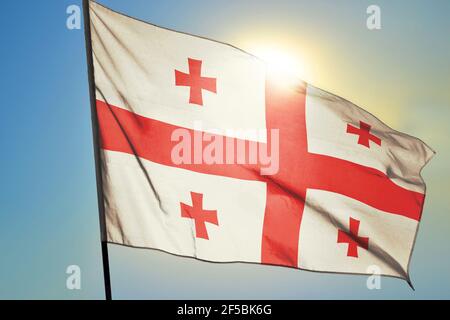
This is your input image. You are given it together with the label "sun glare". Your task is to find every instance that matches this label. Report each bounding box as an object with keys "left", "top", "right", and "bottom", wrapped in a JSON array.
[{"left": 249, "top": 46, "right": 306, "bottom": 80}]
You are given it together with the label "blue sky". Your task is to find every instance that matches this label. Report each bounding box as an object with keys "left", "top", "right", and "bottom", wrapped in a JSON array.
[{"left": 0, "top": 0, "right": 449, "bottom": 299}]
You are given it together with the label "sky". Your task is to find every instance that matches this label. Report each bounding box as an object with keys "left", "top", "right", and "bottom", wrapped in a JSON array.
[{"left": 0, "top": 0, "right": 449, "bottom": 299}]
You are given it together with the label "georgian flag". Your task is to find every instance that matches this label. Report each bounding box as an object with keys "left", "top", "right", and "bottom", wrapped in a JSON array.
[{"left": 88, "top": 1, "right": 434, "bottom": 282}]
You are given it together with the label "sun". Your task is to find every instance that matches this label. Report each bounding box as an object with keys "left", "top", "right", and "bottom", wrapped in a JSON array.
[{"left": 248, "top": 45, "right": 307, "bottom": 80}]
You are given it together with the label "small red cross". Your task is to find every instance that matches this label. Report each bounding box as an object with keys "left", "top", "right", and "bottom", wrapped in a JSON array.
[
  {"left": 346, "top": 121, "right": 381, "bottom": 148},
  {"left": 180, "top": 192, "right": 218, "bottom": 240},
  {"left": 175, "top": 58, "right": 217, "bottom": 106},
  {"left": 337, "top": 217, "right": 369, "bottom": 258}
]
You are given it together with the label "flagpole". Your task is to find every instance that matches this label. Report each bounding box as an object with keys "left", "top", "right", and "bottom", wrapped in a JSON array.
[{"left": 82, "top": 0, "right": 112, "bottom": 300}]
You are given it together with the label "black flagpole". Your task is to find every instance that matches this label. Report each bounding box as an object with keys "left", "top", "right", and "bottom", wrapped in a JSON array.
[{"left": 82, "top": 0, "right": 112, "bottom": 300}]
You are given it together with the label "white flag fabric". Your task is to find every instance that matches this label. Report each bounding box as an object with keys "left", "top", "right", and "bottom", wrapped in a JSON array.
[{"left": 88, "top": 1, "right": 434, "bottom": 281}]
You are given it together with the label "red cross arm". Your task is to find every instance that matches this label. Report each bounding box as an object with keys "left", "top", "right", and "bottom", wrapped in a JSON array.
[
  {"left": 174, "top": 70, "right": 190, "bottom": 86},
  {"left": 306, "top": 154, "right": 424, "bottom": 221},
  {"left": 95, "top": 100, "right": 260, "bottom": 180}
]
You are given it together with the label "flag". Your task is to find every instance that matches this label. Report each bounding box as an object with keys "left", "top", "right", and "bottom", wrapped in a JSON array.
[{"left": 87, "top": 1, "right": 434, "bottom": 282}]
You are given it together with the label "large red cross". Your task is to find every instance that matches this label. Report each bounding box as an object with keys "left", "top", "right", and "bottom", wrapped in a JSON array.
[
  {"left": 337, "top": 217, "right": 369, "bottom": 258},
  {"left": 175, "top": 58, "right": 217, "bottom": 106},
  {"left": 347, "top": 121, "right": 381, "bottom": 148},
  {"left": 180, "top": 192, "right": 218, "bottom": 240},
  {"left": 96, "top": 71, "right": 424, "bottom": 267}
]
